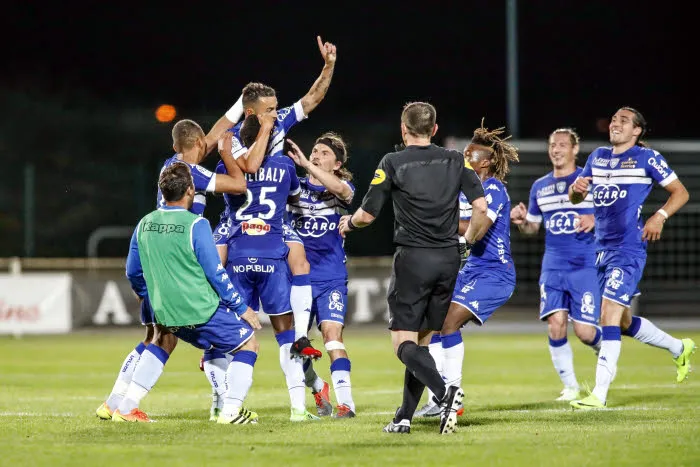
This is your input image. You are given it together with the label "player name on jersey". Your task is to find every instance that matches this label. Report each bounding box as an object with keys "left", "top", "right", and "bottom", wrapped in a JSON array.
[{"left": 244, "top": 166, "right": 288, "bottom": 183}]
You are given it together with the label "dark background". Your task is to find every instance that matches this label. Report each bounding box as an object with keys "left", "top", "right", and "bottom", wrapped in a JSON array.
[{"left": 0, "top": 1, "right": 695, "bottom": 258}]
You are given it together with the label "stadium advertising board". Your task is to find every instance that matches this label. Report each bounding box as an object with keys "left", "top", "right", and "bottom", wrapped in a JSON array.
[{"left": 0, "top": 273, "right": 72, "bottom": 334}]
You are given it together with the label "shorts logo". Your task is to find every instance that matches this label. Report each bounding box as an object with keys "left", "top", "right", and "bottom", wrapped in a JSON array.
[
  {"left": 581, "top": 292, "right": 596, "bottom": 314},
  {"left": 606, "top": 268, "right": 624, "bottom": 290},
  {"left": 556, "top": 181, "right": 567, "bottom": 193},
  {"left": 371, "top": 169, "right": 386, "bottom": 185},
  {"left": 329, "top": 290, "right": 344, "bottom": 311},
  {"left": 469, "top": 301, "right": 480, "bottom": 311},
  {"left": 239, "top": 328, "right": 248, "bottom": 338},
  {"left": 461, "top": 279, "right": 477, "bottom": 294},
  {"left": 620, "top": 294, "right": 630, "bottom": 302},
  {"left": 248, "top": 258, "right": 258, "bottom": 264},
  {"left": 241, "top": 218, "right": 270, "bottom": 235},
  {"left": 539, "top": 283, "right": 547, "bottom": 301}
]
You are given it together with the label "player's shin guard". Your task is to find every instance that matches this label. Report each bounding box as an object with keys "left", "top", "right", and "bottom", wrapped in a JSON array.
[
  {"left": 441, "top": 331, "right": 464, "bottom": 391},
  {"left": 203, "top": 349, "right": 231, "bottom": 412},
  {"left": 106, "top": 342, "right": 146, "bottom": 411},
  {"left": 117, "top": 344, "right": 169, "bottom": 413},
  {"left": 276, "top": 330, "right": 306, "bottom": 411},
  {"left": 591, "top": 326, "right": 622, "bottom": 404},
  {"left": 426, "top": 334, "right": 444, "bottom": 403},
  {"left": 222, "top": 350, "right": 257, "bottom": 417},
  {"left": 397, "top": 341, "right": 445, "bottom": 401},
  {"left": 290, "top": 274, "right": 312, "bottom": 341},
  {"left": 548, "top": 337, "right": 579, "bottom": 389},
  {"left": 330, "top": 358, "right": 355, "bottom": 412},
  {"left": 623, "top": 316, "right": 684, "bottom": 357}
]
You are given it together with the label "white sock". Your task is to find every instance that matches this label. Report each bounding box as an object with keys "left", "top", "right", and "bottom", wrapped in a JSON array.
[
  {"left": 625, "top": 316, "right": 684, "bottom": 358},
  {"left": 204, "top": 355, "right": 230, "bottom": 410},
  {"left": 548, "top": 337, "right": 579, "bottom": 389},
  {"left": 222, "top": 350, "right": 257, "bottom": 417},
  {"left": 303, "top": 360, "right": 325, "bottom": 393},
  {"left": 106, "top": 343, "right": 145, "bottom": 411},
  {"left": 291, "top": 274, "right": 313, "bottom": 341},
  {"left": 330, "top": 358, "right": 354, "bottom": 411},
  {"left": 426, "top": 334, "right": 443, "bottom": 403},
  {"left": 118, "top": 345, "right": 169, "bottom": 413},
  {"left": 277, "top": 331, "right": 306, "bottom": 411},
  {"left": 592, "top": 327, "right": 622, "bottom": 404},
  {"left": 441, "top": 331, "right": 464, "bottom": 391}
]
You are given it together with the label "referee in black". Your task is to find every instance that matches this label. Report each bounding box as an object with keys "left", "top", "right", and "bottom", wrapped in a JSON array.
[{"left": 339, "top": 102, "right": 487, "bottom": 434}]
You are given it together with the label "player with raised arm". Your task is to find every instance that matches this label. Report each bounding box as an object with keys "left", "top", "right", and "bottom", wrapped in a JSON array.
[
  {"left": 213, "top": 36, "right": 337, "bottom": 361},
  {"left": 95, "top": 116, "right": 248, "bottom": 421},
  {"left": 510, "top": 128, "right": 602, "bottom": 402},
  {"left": 285, "top": 134, "right": 356, "bottom": 418},
  {"left": 218, "top": 114, "right": 319, "bottom": 422},
  {"left": 437, "top": 122, "right": 519, "bottom": 424},
  {"left": 115, "top": 163, "right": 261, "bottom": 423},
  {"left": 569, "top": 107, "right": 694, "bottom": 410}
]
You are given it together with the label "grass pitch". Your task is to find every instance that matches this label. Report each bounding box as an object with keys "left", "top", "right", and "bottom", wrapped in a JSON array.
[{"left": 1, "top": 327, "right": 699, "bottom": 466}]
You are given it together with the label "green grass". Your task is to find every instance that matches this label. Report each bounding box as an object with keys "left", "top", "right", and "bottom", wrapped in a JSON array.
[{"left": 1, "top": 328, "right": 698, "bottom": 466}]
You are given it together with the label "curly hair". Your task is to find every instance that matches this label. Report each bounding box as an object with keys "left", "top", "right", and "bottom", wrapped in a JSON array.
[
  {"left": 471, "top": 119, "right": 520, "bottom": 182},
  {"left": 315, "top": 132, "right": 353, "bottom": 181}
]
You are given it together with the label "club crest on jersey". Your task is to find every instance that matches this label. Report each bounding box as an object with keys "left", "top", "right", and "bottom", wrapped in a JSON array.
[
  {"left": 556, "top": 181, "right": 566, "bottom": 193},
  {"left": 329, "top": 290, "right": 344, "bottom": 311},
  {"left": 581, "top": 292, "right": 596, "bottom": 314},
  {"left": 241, "top": 218, "right": 270, "bottom": 235},
  {"left": 610, "top": 158, "right": 620, "bottom": 169}
]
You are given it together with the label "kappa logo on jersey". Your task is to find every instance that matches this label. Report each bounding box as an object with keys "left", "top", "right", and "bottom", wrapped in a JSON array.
[
  {"left": 593, "top": 184, "right": 628, "bottom": 207},
  {"left": 556, "top": 181, "right": 567, "bottom": 193},
  {"left": 241, "top": 218, "right": 271, "bottom": 235},
  {"left": 545, "top": 211, "right": 580, "bottom": 235},
  {"left": 293, "top": 215, "right": 337, "bottom": 238},
  {"left": 648, "top": 157, "right": 670, "bottom": 179},
  {"left": 606, "top": 268, "right": 624, "bottom": 290},
  {"left": 143, "top": 222, "right": 185, "bottom": 234},
  {"left": 581, "top": 292, "right": 596, "bottom": 314},
  {"left": 461, "top": 279, "right": 477, "bottom": 294},
  {"left": 328, "top": 290, "right": 344, "bottom": 311},
  {"left": 486, "top": 184, "right": 500, "bottom": 191},
  {"left": 371, "top": 169, "right": 386, "bottom": 185}
]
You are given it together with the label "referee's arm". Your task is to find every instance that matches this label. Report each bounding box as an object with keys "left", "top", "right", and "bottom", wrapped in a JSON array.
[
  {"left": 460, "top": 164, "right": 488, "bottom": 244},
  {"left": 339, "top": 156, "right": 391, "bottom": 236}
]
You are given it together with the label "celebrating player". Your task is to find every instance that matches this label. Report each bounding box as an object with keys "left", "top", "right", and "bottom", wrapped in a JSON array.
[
  {"left": 510, "top": 128, "right": 602, "bottom": 401},
  {"left": 569, "top": 107, "right": 694, "bottom": 410},
  {"left": 438, "top": 122, "right": 519, "bottom": 422},
  {"left": 285, "top": 134, "right": 356, "bottom": 418}
]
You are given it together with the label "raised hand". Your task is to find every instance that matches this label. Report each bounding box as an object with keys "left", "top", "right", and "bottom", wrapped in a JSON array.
[
  {"left": 285, "top": 138, "right": 310, "bottom": 168},
  {"left": 317, "top": 35, "right": 337, "bottom": 66}
]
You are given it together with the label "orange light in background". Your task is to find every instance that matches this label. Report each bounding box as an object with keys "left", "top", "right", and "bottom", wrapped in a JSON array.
[{"left": 155, "top": 104, "right": 177, "bottom": 122}]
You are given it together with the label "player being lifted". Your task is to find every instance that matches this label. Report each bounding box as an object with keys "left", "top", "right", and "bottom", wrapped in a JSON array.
[
  {"left": 510, "top": 128, "right": 602, "bottom": 402},
  {"left": 95, "top": 112, "right": 248, "bottom": 421},
  {"left": 569, "top": 107, "right": 694, "bottom": 410},
  {"left": 213, "top": 36, "right": 337, "bottom": 360},
  {"left": 219, "top": 114, "right": 319, "bottom": 421},
  {"left": 285, "top": 134, "right": 357, "bottom": 418},
  {"left": 437, "top": 122, "right": 519, "bottom": 423}
]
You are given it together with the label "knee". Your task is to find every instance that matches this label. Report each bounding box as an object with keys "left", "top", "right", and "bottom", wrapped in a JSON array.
[
  {"left": 547, "top": 313, "right": 567, "bottom": 339},
  {"left": 395, "top": 340, "right": 417, "bottom": 362}
]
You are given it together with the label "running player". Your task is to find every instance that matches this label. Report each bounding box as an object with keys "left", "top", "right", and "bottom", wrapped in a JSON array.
[
  {"left": 285, "top": 135, "right": 356, "bottom": 418},
  {"left": 214, "top": 36, "right": 337, "bottom": 359},
  {"left": 569, "top": 107, "right": 694, "bottom": 410},
  {"left": 438, "top": 122, "right": 519, "bottom": 424},
  {"left": 510, "top": 128, "right": 602, "bottom": 401},
  {"left": 95, "top": 116, "right": 248, "bottom": 420},
  {"left": 116, "top": 162, "right": 261, "bottom": 423}
]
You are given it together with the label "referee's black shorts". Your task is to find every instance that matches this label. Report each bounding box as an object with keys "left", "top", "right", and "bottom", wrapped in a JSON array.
[{"left": 386, "top": 245, "right": 461, "bottom": 332}]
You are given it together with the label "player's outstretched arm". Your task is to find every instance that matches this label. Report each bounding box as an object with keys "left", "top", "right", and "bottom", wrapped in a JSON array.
[
  {"left": 339, "top": 208, "right": 375, "bottom": 238},
  {"left": 286, "top": 138, "right": 353, "bottom": 202},
  {"left": 300, "top": 36, "right": 336, "bottom": 116},
  {"left": 642, "top": 179, "right": 690, "bottom": 242},
  {"left": 203, "top": 95, "right": 245, "bottom": 163}
]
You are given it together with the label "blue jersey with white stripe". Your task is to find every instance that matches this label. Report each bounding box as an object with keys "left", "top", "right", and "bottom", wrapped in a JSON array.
[
  {"left": 288, "top": 177, "right": 355, "bottom": 283},
  {"left": 580, "top": 145, "right": 678, "bottom": 253},
  {"left": 225, "top": 155, "right": 301, "bottom": 260},
  {"left": 156, "top": 155, "right": 216, "bottom": 216},
  {"left": 526, "top": 168, "right": 596, "bottom": 270},
  {"left": 461, "top": 177, "right": 515, "bottom": 276}
]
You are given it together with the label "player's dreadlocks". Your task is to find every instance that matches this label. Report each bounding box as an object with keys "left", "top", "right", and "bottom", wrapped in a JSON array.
[{"left": 471, "top": 119, "right": 520, "bottom": 182}]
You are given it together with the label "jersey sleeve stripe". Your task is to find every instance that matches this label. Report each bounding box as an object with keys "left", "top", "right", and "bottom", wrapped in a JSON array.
[
  {"left": 206, "top": 173, "right": 217, "bottom": 192},
  {"left": 293, "top": 101, "right": 307, "bottom": 122},
  {"left": 486, "top": 209, "right": 498, "bottom": 222},
  {"left": 525, "top": 213, "right": 542, "bottom": 223},
  {"left": 659, "top": 172, "right": 678, "bottom": 187},
  {"left": 592, "top": 175, "right": 651, "bottom": 185}
]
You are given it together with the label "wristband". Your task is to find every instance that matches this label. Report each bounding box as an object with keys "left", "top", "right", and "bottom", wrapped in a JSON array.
[
  {"left": 657, "top": 209, "right": 669, "bottom": 221},
  {"left": 347, "top": 216, "right": 358, "bottom": 231}
]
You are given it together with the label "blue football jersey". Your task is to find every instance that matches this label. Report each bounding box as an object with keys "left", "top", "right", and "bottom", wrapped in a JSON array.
[
  {"left": 462, "top": 177, "right": 515, "bottom": 276},
  {"left": 156, "top": 155, "right": 216, "bottom": 215},
  {"left": 580, "top": 145, "right": 677, "bottom": 252},
  {"left": 228, "top": 101, "right": 307, "bottom": 160},
  {"left": 526, "top": 168, "right": 596, "bottom": 269},
  {"left": 225, "top": 155, "right": 301, "bottom": 259},
  {"left": 288, "top": 177, "right": 355, "bottom": 283}
]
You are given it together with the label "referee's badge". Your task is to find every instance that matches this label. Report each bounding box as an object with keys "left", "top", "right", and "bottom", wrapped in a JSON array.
[
  {"left": 371, "top": 169, "right": 386, "bottom": 185},
  {"left": 464, "top": 160, "right": 473, "bottom": 170}
]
